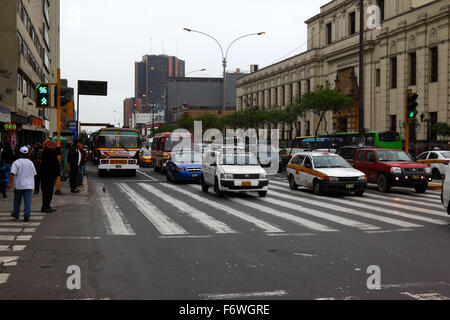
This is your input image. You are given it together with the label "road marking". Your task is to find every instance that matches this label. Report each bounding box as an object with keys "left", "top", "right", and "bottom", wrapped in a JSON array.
[
  {"left": 44, "top": 236, "right": 102, "bottom": 240},
  {"left": 139, "top": 183, "right": 235, "bottom": 234},
  {"left": 401, "top": 292, "right": 450, "bottom": 300},
  {"left": 0, "top": 256, "right": 19, "bottom": 267},
  {"left": 364, "top": 229, "right": 414, "bottom": 234},
  {"left": 0, "top": 245, "right": 26, "bottom": 252},
  {"left": 0, "top": 222, "right": 40, "bottom": 227},
  {"left": 269, "top": 181, "right": 449, "bottom": 226},
  {"left": 0, "top": 273, "right": 10, "bottom": 284},
  {"left": 137, "top": 170, "right": 158, "bottom": 181},
  {"left": 269, "top": 185, "right": 421, "bottom": 229},
  {"left": 0, "top": 228, "right": 36, "bottom": 233},
  {"left": 365, "top": 193, "right": 442, "bottom": 209},
  {"left": 230, "top": 198, "right": 337, "bottom": 232},
  {"left": 199, "top": 290, "right": 289, "bottom": 300},
  {"left": 382, "top": 282, "right": 450, "bottom": 289},
  {"left": 96, "top": 184, "right": 136, "bottom": 236},
  {"left": 0, "top": 235, "right": 33, "bottom": 241},
  {"left": 0, "top": 216, "right": 44, "bottom": 221},
  {"left": 164, "top": 183, "right": 284, "bottom": 233},
  {"left": 159, "top": 235, "right": 214, "bottom": 239},
  {"left": 266, "top": 233, "right": 317, "bottom": 237},
  {"left": 117, "top": 183, "right": 188, "bottom": 236},
  {"left": 263, "top": 191, "right": 380, "bottom": 231}
]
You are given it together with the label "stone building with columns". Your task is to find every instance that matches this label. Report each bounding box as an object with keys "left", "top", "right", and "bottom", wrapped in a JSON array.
[{"left": 236, "top": 0, "right": 449, "bottom": 150}]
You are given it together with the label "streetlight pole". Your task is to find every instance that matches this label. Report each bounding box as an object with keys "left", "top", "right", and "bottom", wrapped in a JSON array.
[
  {"left": 358, "top": 0, "right": 365, "bottom": 140},
  {"left": 183, "top": 28, "right": 265, "bottom": 130}
]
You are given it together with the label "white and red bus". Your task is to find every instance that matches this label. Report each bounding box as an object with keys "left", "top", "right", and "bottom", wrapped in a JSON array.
[{"left": 151, "top": 131, "right": 192, "bottom": 173}]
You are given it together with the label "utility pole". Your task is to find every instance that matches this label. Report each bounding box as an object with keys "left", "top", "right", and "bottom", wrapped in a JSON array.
[
  {"left": 405, "top": 89, "right": 411, "bottom": 155},
  {"left": 55, "top": 68, "right": 62, "bottom": 195},
  {"left": 358, "top": 0, "right": 365, "bottom": 139}
]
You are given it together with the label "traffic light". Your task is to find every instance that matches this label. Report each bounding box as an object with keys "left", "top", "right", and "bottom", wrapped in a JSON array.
[
  {"left": 55, "top": 86, "right": 74, "bottom": 107},
  {"left": 36, "top": 83, "right": 50, "bottom": 107},
  {"left": 407, "top": 92, "right": 419, "bottom": 119}
]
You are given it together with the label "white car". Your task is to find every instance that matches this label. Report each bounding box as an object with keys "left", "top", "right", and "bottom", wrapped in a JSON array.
[
  {"left": 286, "top": 152, "right": 367, "bottom": 196},
  {"left": 416, "top": 150, "right": 450, "bottom": 179},
  {"left": 442, "top": 163, "right": 450, "bottom": 215},
  {"left": 201, "top": 149, "right": 269, "bottom": 197}
]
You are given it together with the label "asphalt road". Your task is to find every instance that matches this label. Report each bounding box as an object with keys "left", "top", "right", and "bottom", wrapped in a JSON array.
[{"left": 1, "top": 163, "right": 449, "bottom": 300}]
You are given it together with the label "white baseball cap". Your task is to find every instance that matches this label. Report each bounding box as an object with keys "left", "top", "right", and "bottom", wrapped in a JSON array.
[{"left": 20, "top": 146, "right": 29, "bottom": 154}]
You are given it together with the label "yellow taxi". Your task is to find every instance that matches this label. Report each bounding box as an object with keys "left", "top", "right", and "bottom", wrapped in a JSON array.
[
  {"left": 140, "top": 149, "right": 153, "bottom": 167},
  {"left": 286, "top": 152, "right": 367, "bottom": 196}
]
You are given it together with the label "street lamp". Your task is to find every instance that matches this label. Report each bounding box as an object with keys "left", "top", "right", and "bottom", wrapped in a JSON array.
[{"left": 183, "top": 28, "right": 265, "bottom": 128}]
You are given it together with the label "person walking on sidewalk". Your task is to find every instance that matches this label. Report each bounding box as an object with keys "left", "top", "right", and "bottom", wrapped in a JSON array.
[
  {"left": 30, "top": 144, "right": 42, "bottom": 194},
  {"left": 78, "top": 144, "right": 87, "bottom": 187},
  {"left": 40, "top": 140, "right": 61, "bottom": 213},
  {"left": 68, "top": 139, "right": 82, "bottom": 193},
  {"left": 9, "top": 146, "right": 36, "bottom": 222},
  {"left": 0, "top": 160, "right": 9, "bottom": 198}
]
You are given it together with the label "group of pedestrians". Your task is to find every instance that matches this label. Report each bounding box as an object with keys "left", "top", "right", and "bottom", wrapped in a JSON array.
[{"left": 0, "top": 139, "right": 87, "bottom": 222}]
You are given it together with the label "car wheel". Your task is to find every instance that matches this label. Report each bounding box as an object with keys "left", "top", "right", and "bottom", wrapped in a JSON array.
[
  {"left": 214, "top": 178, "right": 224, "bottom": 197},
  {"left": 432, "top": 168, "right": 441, "bottom": 180},
  {"left": 258, "top": 191, "right": 268, "bottom": 198},
  {"left": 289, "top": 175, "right": 298, "bottom": 190},
  {"left": 313, "top": 180, "right": 322, "bottom": 195},
  {"left": 377, "top": 174, "right": 391, "bottom": 193},
  {"left": 130, "top": 170, "right": 136, "bottom": 177},
  {"left": 201, "top": 177, "right": 209, "bottom": 193},
  {"left": 98, "top": 169, "right": 106, "bottom": 177},
  {"left": 415, "top": 183, "right": 427, "bottom": 194},
  {"left": 354, "top": 190, "right": 365, "bottom": 196}
]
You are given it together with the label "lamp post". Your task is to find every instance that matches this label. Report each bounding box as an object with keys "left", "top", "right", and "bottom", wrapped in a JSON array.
[{"left": 183, "top": 28, "right": 265, "bottom": 130}]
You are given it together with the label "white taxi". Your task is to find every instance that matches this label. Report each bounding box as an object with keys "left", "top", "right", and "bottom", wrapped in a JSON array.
[
  {"left": 416, "top": 150, "right": 450, "bottom": 179},
  {"left": 201, "top": 149, "right": 269, "bottom": 197},
  {"left": 442, "top": 162, "right": 450, "bottom": 215},
  {"left": 286, "top": 152, "right": 367, "bottom": 196}
]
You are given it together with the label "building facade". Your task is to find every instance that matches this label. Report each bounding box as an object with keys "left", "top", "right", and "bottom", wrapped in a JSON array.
[
  {"left": 167, "top": 72, "right": 245, "bottom": 123},
  {"left": 135, "top": 54, "right": 185, "bottom": 114},
  {"left": 0, "top": 0, "right": 60, "bottom": 147},
  {"left": 123, "top": 97, "right": 144, "bottom": 128},
  {"left": 237, "top": 0, "right": 449, "bottom": 150}
]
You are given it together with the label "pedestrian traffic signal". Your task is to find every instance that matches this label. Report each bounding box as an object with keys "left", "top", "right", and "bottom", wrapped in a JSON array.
[
  {"left": 407, "top": 92, "right": 419, "bottom": 119},
  {"left": 36, "top": 83, "right": 50, "bottom": 107}
]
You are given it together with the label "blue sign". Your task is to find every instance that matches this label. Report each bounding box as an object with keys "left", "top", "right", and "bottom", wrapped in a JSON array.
[{"left": 68, "top": 121, "right": 78, "bottom": 132}]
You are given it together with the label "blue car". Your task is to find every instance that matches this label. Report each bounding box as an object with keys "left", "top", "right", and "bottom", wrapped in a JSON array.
[{"left": 166, "top": 151, "right": 203, "bottom": 183}]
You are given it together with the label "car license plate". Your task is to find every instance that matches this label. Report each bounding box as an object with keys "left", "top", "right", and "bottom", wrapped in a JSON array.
[
  {"left": 191, "top": 174, "right": 199, "bottom": 178},
  {"left": 412, "top": 175, "right": 419, "bottom": 180},
  {"left": 242, "top": 181, "right": 252, "bottom": 187},
  {"left": 346, "top": 184, "right": 355, "bottom": 189},
  {"left": 116, "top": 165, "right": 122, "bottom": 169}
]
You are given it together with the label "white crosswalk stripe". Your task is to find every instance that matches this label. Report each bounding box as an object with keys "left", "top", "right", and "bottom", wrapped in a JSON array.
[
  {"left": 267, "top": 187, "right": 421, "bottom": 228},
  {"left": 162, "top": 183, "right": 284, "bottom": 233},
  {"left": 364, "top": 193, "right": 442, "bottom": 209},
  {"left": 0, "top": 222, "right": 40, "bottom": 227},
  {"left": 0, "top": 235, "right": 32, "bottom": 241},
  {"left": 269, "top": 181, "right": 448, "bottom": 225},
  {"left": 0, "top": 273, "right": 10, "bottom": 284},
  {"left": 0, "top": 228, "right": 36, "bottom": 233},
  {"left": 0, "top": 256, "right": 19, "bottom": 267},
  {"left": 138, "top": 183, "right": 236, "bottom": 234},
  {"left": 0, "top": 245, "right": 26, "bottom": 252},
  {"left": 96, "top": 184, "right": 136, "bottom": 236},
  {"left": 0, "top": 216, "right": 44, "bottom": 221},
  {"left": 117, "top": 183, "right": 188, "bottom": 236}
]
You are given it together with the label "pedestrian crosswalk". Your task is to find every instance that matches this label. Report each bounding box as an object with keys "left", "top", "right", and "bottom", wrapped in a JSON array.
[{"left": 95, "top": 179, "right": 449, "bottom": 238}]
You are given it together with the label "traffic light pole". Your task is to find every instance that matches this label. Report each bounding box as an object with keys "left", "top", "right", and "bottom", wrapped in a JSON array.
[
  {"left": 405, "top": 89, "right": 411, "bottom": 156},
  {"left": 55, "top": 68, "right": 63, "bottom": 195}
]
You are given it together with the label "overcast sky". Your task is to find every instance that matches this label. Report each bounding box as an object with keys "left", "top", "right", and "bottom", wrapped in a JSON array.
[{"left": 60, "top": 0, "right": 330, "bottom": 132}]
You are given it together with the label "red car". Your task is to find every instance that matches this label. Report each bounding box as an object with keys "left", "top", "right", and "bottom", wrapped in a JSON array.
[{"left": 353, "top": 149, "right": 432, "bottom": 193}]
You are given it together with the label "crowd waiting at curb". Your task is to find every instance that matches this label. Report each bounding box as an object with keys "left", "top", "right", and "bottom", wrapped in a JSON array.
[{"left": 0, "top": 139, "right": 87, "bottom": 222}]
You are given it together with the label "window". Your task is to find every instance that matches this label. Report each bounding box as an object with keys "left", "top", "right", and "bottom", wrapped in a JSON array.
[
  {"left": 391, "top": 57, "right": 397, "bottom": 89},
  {"left": 349, "top": 12, "right": 356, "bottom": 35},
  {"left": 298, "top": 81, "right": 302, "bottom": 98},
  {"left": 23, "top": 78, "right": 28, "bottom": 97},
  {"left": 293, "top": 155, "right": 305, "bottom": 165},
  {"left": 290, "top": 84, "right": 294, "bottom": 105},
  {"left": 416, "top": 153, "right": 428, "bottom": 161},
  {"left": 377, "top": 0, "right": 385, "bottom": 23},
  {"left": 43, "top": 0, "right": 50, "bottom": 26},
  {"left": 430, "top": 47, "right": 438, "bottom": 82},
  {"left": 306, "top": 79, "right": 311, "bottom": 92},
  {"left": 297, "top": 122, "right": 301, "bottom": 137},
  {"left": 365, "top": 151, "right": 376, "bottom": 163},
  {"left": 306, "top": 121, "right": 311, "bottom": 136},
  {"left": 17, "top": 73, "right": 22, "bottom": 93},
  {"left": 409, "top": 52, "right": 416, "bottom": 86},
  {"left": 390, "top": 115, "right": 397, "bottom": 132},
  {"left": 376, "top": 69, "right": 381, "bottom": 87},
  {"left": 429, "top": 152, "right": 439, "bottom": 160},
  {"left": 43, "top": 23, "right": 50, "bottom": 49},
  {"left": 326, "top": 23, "right": 332, "bottom": 44},
  {"left": 356, "top": 151, "right": 364, "bottom": 162},
  {"left": 303, "top": 157, "right": 312, "bottom": 168}
]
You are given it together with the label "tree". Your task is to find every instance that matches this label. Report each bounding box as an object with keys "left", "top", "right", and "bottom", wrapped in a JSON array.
[
  {"left": 299, "top": 86, "right": 353, "bottom": 148},
  {"left": 176, "top": 116, "right": 195, "bottom": 132},
  {"left": 431, "top": 122, "right": 450, "bottom": 140}
]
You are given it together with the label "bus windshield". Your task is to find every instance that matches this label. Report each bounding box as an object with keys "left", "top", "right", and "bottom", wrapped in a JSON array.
[{"left": 97, "top": 135, "right": 141, "bottom": 149}]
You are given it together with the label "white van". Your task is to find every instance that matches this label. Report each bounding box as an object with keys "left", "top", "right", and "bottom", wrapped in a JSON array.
[{"left": 442, "top": 163, "right": 450, "bottom": 214}]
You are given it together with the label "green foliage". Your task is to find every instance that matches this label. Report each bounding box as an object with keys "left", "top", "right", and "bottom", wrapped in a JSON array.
[{"left": 431, "top": 122, "right": 450, "bottom": 139}]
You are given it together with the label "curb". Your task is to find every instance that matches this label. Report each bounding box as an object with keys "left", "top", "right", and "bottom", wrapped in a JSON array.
[{"left": 428, "top": 183, "right": 442, "bottom": 190}]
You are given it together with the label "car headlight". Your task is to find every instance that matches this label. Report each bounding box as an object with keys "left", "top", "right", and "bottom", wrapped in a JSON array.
[
  {"left": 176, "top": 167, "right": 185, "bottom": 172},
  {"left": 329, "top": 177, "right": 339, "bottom": 182},
  {"left": 391, "top": 167, "right": 402, "bottom": 174},
  {"left": 221, "top": 173, "right": 233, "bottom": 180},
  {"left": 425, "top": 167, "right": 432, "bottom": 174},
  {"left": 260, "top": 173, "right": 266, "bottom": 179},
  {"left": 358, "top": 176, "right": 367, "bottom": 181}
]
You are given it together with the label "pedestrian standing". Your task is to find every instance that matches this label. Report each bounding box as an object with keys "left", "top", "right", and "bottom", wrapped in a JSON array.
[
  {"left": 9, "top": 146, "right": 36, "bottom": 222},
  {"left": 40, "top": 140, "right": 61, "bottom": 213},
  {"left": 0, "top": 160, "right": 9, "bottom": 198},
  {"left": 1, "top": 142, "right": 15, "bottom": 191},
  {"left": 30, "top": 144, "right": 42, "bottom": 194},
  {"left": 78, "top": 144, "right": 87, "bottom": 187},
  {"left": 68, "top": 139, "right": 82, "bottom": 193},
  {"left": 13, "top": 144, "right": 21, "bottom": 161}
]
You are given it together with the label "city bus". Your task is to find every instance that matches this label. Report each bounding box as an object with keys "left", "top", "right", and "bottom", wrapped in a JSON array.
[
  {"left": 292, "top": 131, "right": 402, "bottom": 151},
  {"left": 91, "top": 128, "right": 142, "bottom": 176},
  {"left": 151, "top": 131, "right": 193, "bottom": 173}
]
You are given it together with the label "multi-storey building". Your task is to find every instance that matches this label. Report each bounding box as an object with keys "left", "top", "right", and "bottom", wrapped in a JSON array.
[
  {"left": 123, "top": 97, "right": 144, "bottom": 128},
  {"left": 0, "top": 0, "right": 60, "bottom": 146},
  {"left": 237, "top": 0, "right": 449, "bottom": 151}
]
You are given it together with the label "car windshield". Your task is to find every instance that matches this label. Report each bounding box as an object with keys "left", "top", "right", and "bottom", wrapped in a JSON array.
[
  {"left": 143, "top": 151, "right": 151, "bottom": 156},
  {"left": 377, "top": 150, "right": 412, "bottom": 162},
  {"left": 98, "top": 136, "right": 141, "bottom": 149},
  {"left": 220, "top": 153, "right": 259, "bottom": 166},
  {"left": 172, "top": 152, "right": 202, "bottom": 164},
  {"left": 440, "top": 151, "right": 450, "bottom": 159},
  {"left": 313, "top": 156, "right": 351, "bottom": 168}
]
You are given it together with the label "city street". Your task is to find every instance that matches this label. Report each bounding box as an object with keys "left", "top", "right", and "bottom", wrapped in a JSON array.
[{"left": 0, "top": 164, "right": 449, "bottom": 300}]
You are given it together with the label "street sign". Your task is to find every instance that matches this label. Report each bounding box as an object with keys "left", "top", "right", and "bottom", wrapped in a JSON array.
[
  {"left": 78, "top": 80, "right": 108, "bottom": 96},
  {"left": 68, "top": 121, "right": 78, "bottom": 132}
]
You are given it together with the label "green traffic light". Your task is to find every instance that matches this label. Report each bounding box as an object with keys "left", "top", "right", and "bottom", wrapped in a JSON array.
[{"left": 408, "top": 110, "right": 418, "bottom": 119}]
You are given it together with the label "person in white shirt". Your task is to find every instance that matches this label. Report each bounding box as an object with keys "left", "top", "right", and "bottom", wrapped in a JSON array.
[{"left": 9, "top": 146, "right": 36, "bottom": 222}]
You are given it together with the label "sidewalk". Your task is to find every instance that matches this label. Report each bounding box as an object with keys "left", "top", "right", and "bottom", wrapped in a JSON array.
[{"left": 0, "top": 176, "right": 89, "bottom": 214}]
